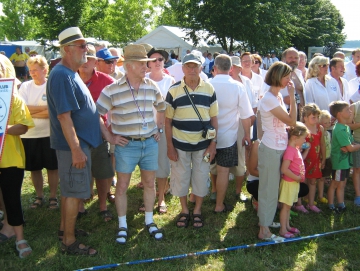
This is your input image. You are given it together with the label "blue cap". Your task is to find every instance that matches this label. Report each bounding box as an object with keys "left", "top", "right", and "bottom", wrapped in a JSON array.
[{"left": 96, "top": 48, "right": 119, "bottom": 60}]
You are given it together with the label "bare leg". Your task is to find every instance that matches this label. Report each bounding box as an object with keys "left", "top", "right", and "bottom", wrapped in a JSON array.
[
  {"left": 307, "top": 178, "right": 317, "bottom": 206},
  {"left": 96, "top": 178, "right": 112, "bottom": 212},
  {"left": 353, "top": 168, "right": 360, "bottom": 197},
  {"left": 31, "top": 170, "right": 44, "bottom": 203},
  {"left": 156, "top": 177, "right": 167, "bottom": 207},
  {"left": 327, "top": 180, "right": 338, "bottom": 205},
  {"left": 279, "top": 204, "right": 291, "bottom": 236},
  {"left": 235, "top": 175, "right": 245, "bottom": 195},
  {"left": 141, "top": 170, "right": 156, "bottom": 212},
  {"left": 214, "top": 165, "right": 230, "bottom": 212},
  {"left": 115, "top": 173, "right": 131, "bottom": 217},
  {"left": 336, "top": 180, "right": 346, "bottom": 204},
  {"left": 47, "top": 169, "right": 59, "bottom": 199},
  {"left": 317, "top": 178, "right": 325, "bottom": 199},
  {"left": 210, "top": 174, "right": 217, "bottom": 193}
]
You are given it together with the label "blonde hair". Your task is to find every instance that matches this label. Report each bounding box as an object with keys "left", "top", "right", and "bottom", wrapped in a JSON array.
[
  {"left": 319, "top": 110, "right": 331, "bottom": 122},
  {"left": 288, "top": 121, "right": 309, "bottom": 139},
  {"left": 306, "top": 56, "right": 330, "bottom": 80},
  {"left": 301, "top": 103, "right": 321, "bottom": 122},
  {"left": 27, "top": 55, "right": 49, "bottom": 75}
]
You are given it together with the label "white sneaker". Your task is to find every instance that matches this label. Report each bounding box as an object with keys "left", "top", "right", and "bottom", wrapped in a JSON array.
[
  {"left": 229, "top": 173, "right": 234, "bottom": 181},
  {"left": 237, "top": 192, "right": 248, "bottom": 202},
  {"left": 111, "top": 178, "right": 117, "bottom": 187}
]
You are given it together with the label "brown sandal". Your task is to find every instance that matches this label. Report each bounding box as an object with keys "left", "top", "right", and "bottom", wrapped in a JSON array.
[
  {"left": 61, "top": 240, "right": 97, "bottom": 256},
  {"left": 30, "top": 197, "right": 44, "bottom": 209},
  {"left": 49, "top": 198, "right": 59, "bottom": 209}
]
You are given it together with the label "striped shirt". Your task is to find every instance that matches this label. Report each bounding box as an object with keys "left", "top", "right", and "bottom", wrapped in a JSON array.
[
  {"left": 96, "top": 76, "right": 166, "bottom": 137},
  {"left": 165, "top": 79, "right": 218, "bottom": 151}
]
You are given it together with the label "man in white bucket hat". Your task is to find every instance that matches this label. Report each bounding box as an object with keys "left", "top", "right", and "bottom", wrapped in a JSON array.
[{"left": 47, "top": 27, "right": 117, "bottom": 255}]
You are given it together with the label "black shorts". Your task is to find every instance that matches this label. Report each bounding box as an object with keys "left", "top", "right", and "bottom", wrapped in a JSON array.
[
  {"left": 14, "top": 66, "right": 26, "bottom": 77},
  {"left": 332, "top": 169, "right": 349, "bottom": 182},
  {"left": 22, "top": 137, "right": 58, "bottom": 171},
  {"left": 211, "top": 141, "right": 238, "bottom": 168}
]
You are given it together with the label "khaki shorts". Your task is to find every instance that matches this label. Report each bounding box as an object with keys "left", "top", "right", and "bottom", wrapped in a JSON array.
[{"left": 170, "top": 148, "right": 210, "bottom": 197}]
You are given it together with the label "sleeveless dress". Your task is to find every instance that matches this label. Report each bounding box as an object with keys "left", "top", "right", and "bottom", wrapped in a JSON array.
[{"left": 304, "top": 125, "right": 322, "bottom": 178}]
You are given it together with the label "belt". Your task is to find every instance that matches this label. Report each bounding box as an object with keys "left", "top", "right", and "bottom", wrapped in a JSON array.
[{"left": 124, "top": 136, "right": 153, "bottom": 141}]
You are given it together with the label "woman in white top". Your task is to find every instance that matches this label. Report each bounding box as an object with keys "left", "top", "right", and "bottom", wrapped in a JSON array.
[
  {"left": 304, "top": 56, "right": 342, "bottom": 110},
  {"left": 251, "top": 54, "right": 267, "bottom": 80},
  {"left": 145, "top": 47, "right": 175, "bottom": 213},
  {"left": 257, "top": 62, "right": 297, "bottom": 241},
  {"left": 19, "top": 56, "right": 59, "bottom": 209}
]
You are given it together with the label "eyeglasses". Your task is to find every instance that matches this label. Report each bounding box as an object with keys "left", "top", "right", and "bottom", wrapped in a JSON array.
[
  {"left": 67, "top": 44, "right": 88, "bottom": 49},
  {"left": 152, "top": 57, "right": 164, "bottom": 62},
  {"left": 319, "top": 64, "right": 329, "bottom": 68},
  {"left": 99, "top": 59, "right": 116, "bottom": 64},
  {"left": 254, "top": 61, "right": 260, "bottom": 64}
]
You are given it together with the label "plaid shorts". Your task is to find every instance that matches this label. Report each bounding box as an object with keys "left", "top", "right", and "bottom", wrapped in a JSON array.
[{"left": 212, "top": 141, "right": 238, "bottom": 168}]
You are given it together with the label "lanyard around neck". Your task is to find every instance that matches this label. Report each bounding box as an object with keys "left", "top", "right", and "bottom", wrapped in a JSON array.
[{"left": 126, "top": 77, "right": 146, "bottom": 123}]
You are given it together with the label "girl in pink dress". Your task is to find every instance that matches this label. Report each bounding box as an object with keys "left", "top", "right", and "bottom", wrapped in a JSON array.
[{"left": 301, "top": 104, "right": 326, "bottom": 213}]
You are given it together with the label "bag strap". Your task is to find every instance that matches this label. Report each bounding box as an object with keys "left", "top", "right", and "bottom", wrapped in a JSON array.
[{"left": 183, "top": 85, "right": 205, "bottom": 128}]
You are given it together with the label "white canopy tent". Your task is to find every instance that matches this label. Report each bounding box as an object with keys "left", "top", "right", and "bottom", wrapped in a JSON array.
[{"left": 135, "top": 25, "right": 225, "bottom": 60}]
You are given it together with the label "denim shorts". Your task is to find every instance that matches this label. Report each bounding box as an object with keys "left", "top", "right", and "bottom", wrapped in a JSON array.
[{"left": 114, "top": 137, "right": 158, "bottom": 173}]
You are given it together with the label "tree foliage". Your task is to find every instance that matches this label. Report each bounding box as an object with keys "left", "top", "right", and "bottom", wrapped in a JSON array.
[{"left": 157, "top": 0, "right": 346, "bottom": 53}]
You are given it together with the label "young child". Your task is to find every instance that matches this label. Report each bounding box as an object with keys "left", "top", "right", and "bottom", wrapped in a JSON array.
[
  {"left": 319, "top": 110, "right": 332, "bottom": 196},
  {"left": 349, "top": 101, "right": 360, "bottom": 207},
  {"left": 302, "top": 104, "right": 326, "bottom": 213},
  {"left": 279, "top": 122, "right": 309, "bottom": 238},
  {"left": 329, "top": 101, "right": 360, "bottom": 212}
]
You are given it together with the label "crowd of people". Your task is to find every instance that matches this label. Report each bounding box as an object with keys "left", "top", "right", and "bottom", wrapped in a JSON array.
[{"left": 1, "top": 25, "right": 360, "bottom": 258}]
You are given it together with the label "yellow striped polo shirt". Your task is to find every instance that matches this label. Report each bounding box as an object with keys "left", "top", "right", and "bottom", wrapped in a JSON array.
[
  {"left": 96, "top": 76, "right": 165, "bottom": 137},
  {"left": 165, "top": 78, "right": 218, "bottom": 151}
]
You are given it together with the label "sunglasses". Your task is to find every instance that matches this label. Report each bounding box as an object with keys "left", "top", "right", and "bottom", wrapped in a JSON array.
[
  {"left": 254, "top": 61, "right": 260, "bottom": 64},
  {"left": 100, "top": 59, "right": 116, "bottom": 64},
  {"left": 319, "top": 64, "right": 329, "bottom": 68},
  {"left": 67, "top": 44, "right": 88, "bottom": 49},
  {"left": 152, "top": 57, "right": 164, "bottom": 62}
]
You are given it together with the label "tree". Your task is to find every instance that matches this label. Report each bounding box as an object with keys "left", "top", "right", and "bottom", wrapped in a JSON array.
[{"left": 0, "top": 0, "right": 41, "bottom": 40}]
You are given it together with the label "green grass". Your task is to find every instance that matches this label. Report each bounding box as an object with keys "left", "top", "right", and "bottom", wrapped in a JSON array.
[{"left": 1, "top": 169, "right": 360, "bottom": 271}]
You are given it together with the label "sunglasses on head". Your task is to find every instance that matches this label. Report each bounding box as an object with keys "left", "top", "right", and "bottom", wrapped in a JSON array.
[
  {"left": 100, "top": 59, "right": 115, "bottom": 64},
  {"left": 152, "top": 57, "right": 164, "bottom": 62}
]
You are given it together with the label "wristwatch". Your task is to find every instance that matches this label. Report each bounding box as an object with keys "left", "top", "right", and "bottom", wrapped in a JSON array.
[
  {"left": 211, "top": 138, "right": 217, "bottom": 143},
  {"left": 158, "top": 128, "right": 164, "bottom": 133}
]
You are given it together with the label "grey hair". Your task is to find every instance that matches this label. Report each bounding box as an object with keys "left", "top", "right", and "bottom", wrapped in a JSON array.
[
  {"left": 214, "top": 54, "right": 231, "bottom": 72},
  {"left": 123, "top": 61, "right": 136, "bottom": 73}
]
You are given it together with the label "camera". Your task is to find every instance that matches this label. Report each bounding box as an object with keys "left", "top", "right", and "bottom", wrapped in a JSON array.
[{"left": 202, "top": 124, "right": 216, "bottom": 139}]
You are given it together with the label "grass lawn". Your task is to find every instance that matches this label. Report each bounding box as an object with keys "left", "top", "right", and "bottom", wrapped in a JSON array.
[{"left": 1, "top": 168, "right": 360, "bottom": 271}]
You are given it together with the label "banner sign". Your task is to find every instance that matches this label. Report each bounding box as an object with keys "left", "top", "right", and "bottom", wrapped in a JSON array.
[{"left": 0, "top": 78, "right": 14, "bottom": 161}]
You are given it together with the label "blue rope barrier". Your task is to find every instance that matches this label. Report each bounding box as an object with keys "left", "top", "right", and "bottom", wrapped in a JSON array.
[{"left": 75, "top": 226, "right": 360, "bottom": 271}]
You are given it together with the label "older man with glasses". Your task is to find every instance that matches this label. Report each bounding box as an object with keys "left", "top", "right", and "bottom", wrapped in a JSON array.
[{"left": 47, "top": 27, "right": 117, "bottom": 256}]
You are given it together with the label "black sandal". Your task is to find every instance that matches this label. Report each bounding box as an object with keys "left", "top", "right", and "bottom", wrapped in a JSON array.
[
  {"left": 176, "top": 213, "right": 190, "bottom": 228},
  {"left": 99, "top": 210, "right": 113, "bottom": 222},
  {"left": 49, "top": 198, "right": 59, "bottom": 209},
  {"left": 30, "top": 197, "right": 44, "bottom": 209},
  {"left": 145, "top": 223, "right": 163, "bottom": 241},
  {"left": 192, "top": 213, "right": 204, "bottom": 228},
  {"left": 116, "top": 227, "right": 128, "bottom": 245},
  {"left": 58, "top": 229, "right": 89, "bottom": 241},
  {"left": 61, "top": 240, "right": 97, "bottom": 256}
]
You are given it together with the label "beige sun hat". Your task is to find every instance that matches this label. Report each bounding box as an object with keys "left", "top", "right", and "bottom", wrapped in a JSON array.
[
  {"left": 86, "top": 44, "right": 97, "bottom": 59},
  {"left": 58, "top": 27, "right": 85, "bottom": 46},
  {"left": 230, "top": 56, "right": 242, "bottom": 68},
  {"left": 123, "top": 44, "right": 155, "bottom": 62}
]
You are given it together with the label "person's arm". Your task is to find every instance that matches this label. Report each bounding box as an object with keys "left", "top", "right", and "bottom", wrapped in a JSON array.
[
  {"left": 57, "top": 111, "right": 87, "bottom": 169},
  {"left": 241, "top": 117, "right": 251, "bottom": 148},
  {"left": 7, "top": 124, "right": 28, "bottom": 135},
  {"left": 246, "top": 140, "right": 259, "bottom": 177},
  {"left": 270, "top": 81, "right": 297, "bottom": 126},
  {"left": 301, "top": 147, "right": 310, "bottom": 160},
  {"left": 281, "top": 159, "right": 302, "bottom": 182},
  {"left": 347, "top": 104, "right": 360, "bottom": 130},
  {"left": 26, "top": 105, "right": 49, "bottom": 119},
  {"left": 165, "top": 117, "right": 178, "bottom": 161},
  {"left": 344, "top": 143, "right": 360, "bottom": 152},
  {"left": 203, "top": 116, "right": 218, "bottom": 162}
]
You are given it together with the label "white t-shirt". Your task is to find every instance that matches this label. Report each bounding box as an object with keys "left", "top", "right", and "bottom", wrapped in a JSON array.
[
  {"left": 305, "top": 77, "right": 342, "bottom": 111},
  {"left": 18, "top": 80, "right": 50, "bottom": 138},
  {"left": 259, "top": 91, "right": 288, "bottom": 150},
  {"left": 259, "top": 69, "right": 267, "bottom": 80},
  {"left": 345, "top": 61, "right": 356, "bottom": 81},
  {"left": 209, "top": 74, "right": 254, "bottom": 148},
  {"left": 330, "top": 75, "right": 351, "bottom": 103},
  {"left": 239, "top": 74, "right": 257, "bottom": 109},
  {"left": 348, "top": 77, "right": 360, "bottom": 101},
  {"left": 241, "top": 71, "right": 263, "bottom": 103}
]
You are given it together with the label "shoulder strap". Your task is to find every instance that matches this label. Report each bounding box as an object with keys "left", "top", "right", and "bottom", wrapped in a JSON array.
[{"left": 183, "top": 85, "right": 205, "bottom": 128}]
